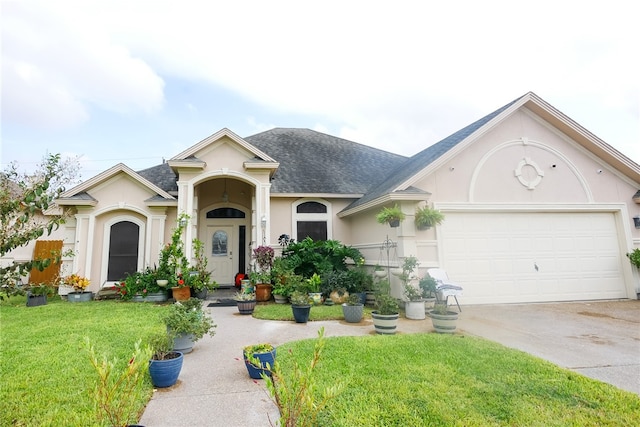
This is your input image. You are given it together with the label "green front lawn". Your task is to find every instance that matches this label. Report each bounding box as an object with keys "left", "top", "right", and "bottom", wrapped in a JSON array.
[
  {"left": 2, "top": 297, "right": 638, "bottom": 426},
  {"left": 277, "top": 334, "right": 640, "bottom": 426},
  {"left": 0, "top": 296, "right": 166, "bottom": 426}
]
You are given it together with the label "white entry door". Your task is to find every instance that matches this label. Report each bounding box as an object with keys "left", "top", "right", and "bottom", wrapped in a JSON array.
[{"left": 207, "top": 225, "right": 235, "bottom": 285}]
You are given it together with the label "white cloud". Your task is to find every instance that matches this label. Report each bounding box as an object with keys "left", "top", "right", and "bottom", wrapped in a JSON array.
[
  {"left": 1, "top": 1, "right": 165, "bottom": 129},
  {"left": 2, "top": 0, "right": 638, "bottom": 163}
]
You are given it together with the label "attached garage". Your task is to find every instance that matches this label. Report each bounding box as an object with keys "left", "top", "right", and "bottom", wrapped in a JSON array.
[{"left": 440, "top": 209, "right": 630, "bottom": 304}]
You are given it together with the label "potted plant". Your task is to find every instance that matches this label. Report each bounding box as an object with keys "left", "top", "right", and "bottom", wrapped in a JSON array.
[
  {"left": 235, "top": 291, "right": 257, "bottom": 315},
  {"left": 163, "top": 298, "right": 216, "bottom": 354},
  {"left": 414, "top": 206, "right": 445, "bottom": 230},
  {"left": 346, "top": 266, "right": 371, "bottom": 304},
  {"left": 373, "top": 264, "right": 387, "bottom": 278},
  {"left": 169, "top": 273, "right": 191, "bottom": 301},
  {"left": 252, "top": 245, "right": 275, "bottom": 301},
  {"left": 398, "top": 256, "right": 424, "bottom": 320},
  {"left": 290, "top": 291, "right": 312, "bottom": 323},
  {"left": 65, "top": 274, "right": 93, "bottom": 302},
  {"left": 191, "top": 238, "right": 217, "bottom": 299},
  {"left": 26, "top": 284, "right": 52, "bottom": 307},
  {"left": 429, "top": 301, "right": 459, "bottom": 334},
  {"left": 419, "top": 275, "right": 438, "bottom": 310},
  {"left": 148, "top": 332, "right": 184, "bottom": 388},
  {"left": 371, "top": 293, "right": 400, "bottom": 334},
  {"left": 305, "top": 273, "right": 322, "bottom": 305},
  {"left": 243, "top": 343, "right": 276, "bottom": 379},
  {"left": 342, "top": 293, "right": 364, "bottom": 323},
  {"left": 250, "top": 270, "right": 273, "bottom": 302},
  {"left": 627, "top": 248, "right": 640, "bottom": 269},
  {"left": 376, "top": 204, "right": 406, "bottom": 228},
  {"left": 403, "top": 282, "right": 425, "bottom": 320},
  {"left": 118, "top": 268, "right": 169, "bottom": 302}
]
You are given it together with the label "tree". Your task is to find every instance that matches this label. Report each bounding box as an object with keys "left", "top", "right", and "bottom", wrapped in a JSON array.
[{"left": 0, "top": 154, "right": 80, "bottom": 298}]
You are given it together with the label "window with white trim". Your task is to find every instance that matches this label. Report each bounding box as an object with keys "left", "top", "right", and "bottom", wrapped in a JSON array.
[{"left": 294, "top": 200, "right": 331, "bottom": 241}]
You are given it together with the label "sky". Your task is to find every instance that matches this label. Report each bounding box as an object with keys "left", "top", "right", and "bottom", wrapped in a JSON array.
[{"left": 2, "top": 0, "right": 639, "bottom": 181}]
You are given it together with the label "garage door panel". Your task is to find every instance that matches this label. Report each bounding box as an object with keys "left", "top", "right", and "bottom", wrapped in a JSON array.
[{"left": 441, "top": 212, "right": 626, "bottom": 304}]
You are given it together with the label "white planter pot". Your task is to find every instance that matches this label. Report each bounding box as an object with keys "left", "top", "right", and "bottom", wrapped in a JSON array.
[{"left": 404, "top": 300, "right": 426, "bottom": 320}]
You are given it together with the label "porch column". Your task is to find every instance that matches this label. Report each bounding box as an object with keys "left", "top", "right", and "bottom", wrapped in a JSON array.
[
  {"left": 177, "top": 180, "right": 194, "bottom": 260},
  {"left": 259, "top": 182, "right": 272, "bottom": 245}
]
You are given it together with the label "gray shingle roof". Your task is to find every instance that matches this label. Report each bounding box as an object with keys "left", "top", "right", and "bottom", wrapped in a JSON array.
[
  {"left": 343, "top": 95, "right": 524, "bottom": 211},
  {"left": 245, "top": 128, "right": 407, "bottom": 194},
  {"left": 137, "top": 163, "right": 178, "bottom": 194}
]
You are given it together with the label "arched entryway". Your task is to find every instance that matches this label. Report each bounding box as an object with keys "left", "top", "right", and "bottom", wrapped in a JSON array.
[{"left": 200, "top": 205, "right": 250, "bottom": 286}]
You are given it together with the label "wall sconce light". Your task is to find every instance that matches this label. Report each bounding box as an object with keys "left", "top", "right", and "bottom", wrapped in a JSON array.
[
  {"left": 633, "top": 216, "right": 640, "bottom": 229},
  {"left": 261, "top": 216, "right": 267, "bottom": 230}
]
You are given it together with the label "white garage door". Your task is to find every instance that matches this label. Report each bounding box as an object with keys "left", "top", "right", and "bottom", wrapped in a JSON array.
[{"left": 440, "top": 211, "right": 627, "bottom": 304}]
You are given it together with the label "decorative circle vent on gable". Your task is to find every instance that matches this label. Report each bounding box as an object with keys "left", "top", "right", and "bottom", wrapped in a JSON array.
[{"left": 514, "top": 157, "right": 544, "bottom": 190}]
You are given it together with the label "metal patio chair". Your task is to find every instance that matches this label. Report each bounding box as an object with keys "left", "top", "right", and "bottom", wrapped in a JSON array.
[{"left": 427, "top": 268, "right": 463, "bottom": 312}]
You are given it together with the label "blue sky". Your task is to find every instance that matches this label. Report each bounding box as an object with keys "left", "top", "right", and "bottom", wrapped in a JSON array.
[{"left": 2, "top": 1, "right": 639, "bottom": 180}]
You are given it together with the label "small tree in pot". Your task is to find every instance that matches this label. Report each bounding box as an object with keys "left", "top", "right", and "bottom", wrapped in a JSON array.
[{"left": 163, "top": 298, "right": 216, "bottom": 353}]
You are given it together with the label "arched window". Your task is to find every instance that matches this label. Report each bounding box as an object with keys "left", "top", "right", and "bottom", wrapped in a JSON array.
[
  {"left": 293, "top": 200, "right": 331, "bottom": 241},
  {"left": 206, "top": 208, "right": 246, "bottom": 218},
  {"left": 107, "top": 221, "right": 140, "bottom": 280}
]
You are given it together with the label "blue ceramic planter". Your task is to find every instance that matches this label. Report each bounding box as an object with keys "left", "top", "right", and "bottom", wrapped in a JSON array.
[
  {"left": 149, "top": 352, "right": 184, "bottom": 388},
  {"left": 244, "top": 348, "right": 276, "bottom": 379}
]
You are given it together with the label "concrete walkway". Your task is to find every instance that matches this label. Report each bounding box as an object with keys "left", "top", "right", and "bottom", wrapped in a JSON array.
[{"left": 139, "top": 298, "right": 640, "bottom": 426}]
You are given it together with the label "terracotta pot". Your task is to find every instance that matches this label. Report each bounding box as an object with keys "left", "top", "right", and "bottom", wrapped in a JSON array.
[
  {"left": 255, "top": 283, "right": 272, "bottom": 302},
  {"left": 171, "top": 286, "right": 191, "bottom": 301}
]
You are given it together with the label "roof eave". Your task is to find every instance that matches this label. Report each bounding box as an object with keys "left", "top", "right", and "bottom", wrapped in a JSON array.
[{"left": 338, "top": 191, "right": 431, "bottom": 218}]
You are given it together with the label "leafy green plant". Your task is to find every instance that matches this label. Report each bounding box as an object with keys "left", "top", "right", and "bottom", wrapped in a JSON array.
[
  {"left": 627, "top": 248, "right": 640, "bottom": 268},
  {"left": 190, "top": 239, "right": 217, "bottom": 292},
  {"left": 162, "top": 299, "right": 216, "bottom": 341},
  {"left": 414, "top": 206, "right": 445, "bottom": 229},
  {"left": 419, "top": 275, "right": 438, "bottom": 299},
  {"left": 234, "top": 291, "right": 256, "bottom": 301},
  {"left": 281, "top": 237, "right": 363, "bottom": 279},
  {"left": 403, "top": 283, "right": 423, "bottom": 301},
  {"left": 432, "top": 302, "right": 450, "bottom": 315},
  {"left": 375, "top": 294, "right": 399, "bottom": 315},
  {"left": 290, "top": 291, "right": 311, "bottom": 306},
  {"left": 305, "top": 273, "right": 322, "bottom": 293},
  {"left": 345, "top": 293, "right": 362, "bottom": 306},
  {"left": 148, "top": 331, "right": 177, "bottom": 361},
  {"left": 244, "top": 343, "right": 275, "bottom": 368},
  {"left": 346, "top": 266, "right": 372, "bottom": 293},
  {"left": 1, "top": 154, "right": 80, "bottom": 300},
  {"left": 262, "top": 327, "right": 343, "bottom": 427},
  {"left": 376, "top": 204, "right": 406, "bottom": 225},
  {"left": 85, "top": 338, "right": 152, "bottom": 427}
]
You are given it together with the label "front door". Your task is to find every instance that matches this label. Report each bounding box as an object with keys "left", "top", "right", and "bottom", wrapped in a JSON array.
[{"left": 207, "top": 225, "right": 235, "bottom": 285}]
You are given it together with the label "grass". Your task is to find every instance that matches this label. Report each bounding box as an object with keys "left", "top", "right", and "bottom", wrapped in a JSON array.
[
  {"left": 3, "top": 296, "right": 639, "bottom": 426},
  {"left": 253, "top": 302, "right": 372, "bottom": 321},
  {"left": 275, "top": 333, "right": 640, "bottom": 426},
  {"left": 0, "top": 295, "right": 167, "bottom": 426}
]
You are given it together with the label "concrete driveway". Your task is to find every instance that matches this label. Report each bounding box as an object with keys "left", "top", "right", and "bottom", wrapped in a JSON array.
[{"left": 456, "top": 300, "right": 640, "bottom": 395}]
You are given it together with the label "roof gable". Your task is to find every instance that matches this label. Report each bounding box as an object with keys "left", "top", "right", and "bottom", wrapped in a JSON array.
[
  {"left": 171, "top": 128, "right": 277, "bottom": 163},
  {"left": 342, "top": 91, "right": 640, "bottom": 214},
  {"left": 58, "top": 163, "right": 175, "bottom": 204}
]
